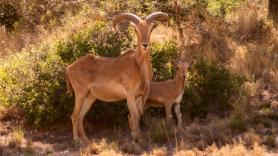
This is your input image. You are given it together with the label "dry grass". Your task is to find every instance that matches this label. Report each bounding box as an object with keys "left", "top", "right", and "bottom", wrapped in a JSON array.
[
  {"left": 1, "top": 110, "right": 276, "bottom": 155},
  {"left": 244, "top": 132, "right": 262, "bottom": 146},
  {"left": 195, "top": 32, "right": 233, "bottom": 63},
  {"left": 0, "top": 0, "right": 277, "bottom": 155},
  {"left": 184, "top": 117, "right": 233, "bottom": 149},
  {"left": 0, "top": 27, "right": 22, "bottom": 56},
  {"left": 80, "top": 139, "right": 274, "bottom": 156},
  {"left": 229, "top": 1, "right": 278, "bottom": 104},
  {"left": 231, "top": 39, "right": 278, "bottom": 94},
  {"left": 145, "top": 117, "right": 176, "bottom": 145},
  {"left": 81, "top": 139, "right": 122, "bottom": 155},
  {"left": 236, "top": 11, "right": 269, "bottom": 42},
  {"left": 0, "top": 1, "right": 102, "bottom": 58},
  {"left": 144, "top": 147, "right": 168, "bottom": 156},
  {"left": 121, "top": 140, "right": 142, "bottom": 154},
  {"left": 234, "top": 0, "right": 271, "bottom": 43},
  {"left": 0, "top": 104, "right": 5, "bottom": 113},
  {"left": 174, "top": 142, "right": 272, "bottom": 156},
  {"left": 11, "top": 127, "right": 24, "bottom": 146}
]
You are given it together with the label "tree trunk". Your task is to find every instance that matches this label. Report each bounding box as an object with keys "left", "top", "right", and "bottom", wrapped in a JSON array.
[{"left": 269, "top": 0, "right": 278, "bottom": 23}]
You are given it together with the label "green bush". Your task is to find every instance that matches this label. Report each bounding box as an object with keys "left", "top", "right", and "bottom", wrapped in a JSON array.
[
  {"left": 0, "top": 17, "right": 178, "bottom": 127},
  {"left": 56, "top": 21, "right": 132, "bottom": 63},
  {"left": 0, "top": 19, "right": 132, "bottom": 126},
  {"left": 182, "top": 59, "right": 246, "bottom": 118},
  {"left": 151, "top": 41, "right": 177, "bottom": 81},
  {"left": 0, "top": 49, "right": 72, "bottom": 126},
  {"left": 207, "top": 0, "right": 243, "bottom": 17},
  {"left": 87, "top": 101, "right": 129, "bottom": 128},
  {"left": 0, "top": 33, "right": 246, "bottom": 127}
]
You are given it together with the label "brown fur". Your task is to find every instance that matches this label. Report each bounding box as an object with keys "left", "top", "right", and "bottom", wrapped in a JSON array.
[
  {"left": 66, "top": 12, "right": 168, "bottom": 144},
  {"left": 146, "top": 62, "right": 189, "bottom": 129}
]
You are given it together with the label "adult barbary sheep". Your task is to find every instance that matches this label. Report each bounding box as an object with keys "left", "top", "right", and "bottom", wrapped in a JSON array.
[{"left": 66, "top": 12, "right": 168, "bottom": 144}]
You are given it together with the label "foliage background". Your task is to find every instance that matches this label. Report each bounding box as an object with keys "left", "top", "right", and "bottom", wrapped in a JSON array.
[{"left": 0, "top": 1, "right": 277, "bottom": 149}]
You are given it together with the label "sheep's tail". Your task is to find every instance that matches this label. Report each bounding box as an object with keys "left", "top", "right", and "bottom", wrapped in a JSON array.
[{"left": 66, "top": 69, "right": 73, "bottom": 95}]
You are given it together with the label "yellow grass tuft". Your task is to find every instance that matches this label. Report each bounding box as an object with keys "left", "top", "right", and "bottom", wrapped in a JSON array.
[
  {"left": 121, "top": 140, "right": 141, "bottom": 154},
  {"left": 244, "top": 132, "right": 262, "bottom": 146},
  {"left": 174, "top": 141, "right": 272, "bottom": 156},
  {"left": 146, "top": 147, "right": 168, "bottom": 156},
  {"left": 11, "top": 127, "right": 24, "bottom": 145},
  {"left": 85, "top": 139, "right": 121, "bottom": 155},
  {"left": 0, "top": 104, "right": 5, "bottom": 113}
]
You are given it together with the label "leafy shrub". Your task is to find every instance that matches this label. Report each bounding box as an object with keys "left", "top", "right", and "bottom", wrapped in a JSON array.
[
  {"left": 0, "top": 0, "right": 87, "bottom": 32},
  {"left": 229, "top": 115, "right": 248, "bottom": 133},
  {"left": 0, "top": 19, "right": 132, "bottom": 126},
  {"left": 0, "top": 17, "right": 179, "bottom": 127},
  {"left": 0, "top": 2, "right": 20, "bottom": 30},
  {"left": 0, "top": 49, "right": 72, "bottom": 126},
  {"left": 56, "top": 21, "right": 132, "bottom": 63},
  {"left": 207, "top": 0, "right": 243, "bottom": 17},
  {"left": 87, "top": 101, "right": 130, "bottom": 128},
  {"left": 151, "top": 41, "right": 177, "bottom": 81},
  {"left": 182, "top": 59, "right": 246, "bottom": 118}
]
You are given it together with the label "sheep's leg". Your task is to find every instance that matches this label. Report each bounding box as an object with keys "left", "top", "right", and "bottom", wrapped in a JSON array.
[
  {"left": 71, "top": 95, "right": 85, "bottom": 143},
  {"left": 136, "top": 96, "right": 144, "bottom": 115},
  {"left": 165, "top": 103, "right": 173, "bottom": 124},
  {"left": 128, "top": 113, "right": 132, "bottom": 129},
  {"left": 78, "top": 93, "right": 96, "bottom": 144},
  {"left": 127, "top": 94, "right": 141, "bottom": 141},
  {"left": 174, "top": 103, "right": 183, "bottom": 131}
]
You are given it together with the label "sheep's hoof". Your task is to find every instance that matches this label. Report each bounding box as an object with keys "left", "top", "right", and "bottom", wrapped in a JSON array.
[
  {"left": 136, "top": 136, "right": 144, "bottom": 145},
  {"left": 81, "top": 137, "right": 91, "bottom": 145},
  {"left": 176, "top": 126, "right": 185, "bottom": 135},
  {"left": 165, "top": 119, "right": 175, "bottom": 128},
  {"left": 132, "top": 131, "right": 142, "bottom": 143},
  {"left": 72, "top": 138, "right": 82, "bottom": 147},
  {"left": 121, "top": 140, "right": 142, "bottom": 155}
]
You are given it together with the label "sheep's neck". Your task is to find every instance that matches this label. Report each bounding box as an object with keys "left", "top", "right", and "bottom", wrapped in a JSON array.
[
  {"left": 136, "top": 47, "right": 153, "bottom": 80},
  {"left": 174, "top": 74, "right": 186, "bottom": 93}
]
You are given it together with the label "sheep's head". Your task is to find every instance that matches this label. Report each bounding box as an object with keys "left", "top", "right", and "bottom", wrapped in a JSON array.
[
  {"left": 177, "top": 62, "right": 188, "bottom": 80},
  {"left": 113, "top": 12, "right": 168, "bottom": 52},
  {"left": 172, "top": 60, "right": 193, "bottom": 80}
]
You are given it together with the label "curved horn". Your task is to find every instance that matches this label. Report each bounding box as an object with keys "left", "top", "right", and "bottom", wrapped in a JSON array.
[
  {"left": 113, "top": 13, "right": 141, "bottom": 29},
  {"left": 145, "top": 12, "right": 168, "bottom": 24}
]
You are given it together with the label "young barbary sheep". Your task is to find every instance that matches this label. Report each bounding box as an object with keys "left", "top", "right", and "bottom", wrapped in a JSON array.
[{"left": 145, "top": 61, "right": 190, "bottom": 130}]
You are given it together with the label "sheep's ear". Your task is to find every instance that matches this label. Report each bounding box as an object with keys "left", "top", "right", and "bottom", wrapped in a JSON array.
[
  {"left": 188, "top": 60, "right": 195, "bottom": 70},
  {"left": 170, "top": 59, "right": 178, "bottom": 70},
  {"left": 170, "top": 59, "right": 176, "bottom": 66}
]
